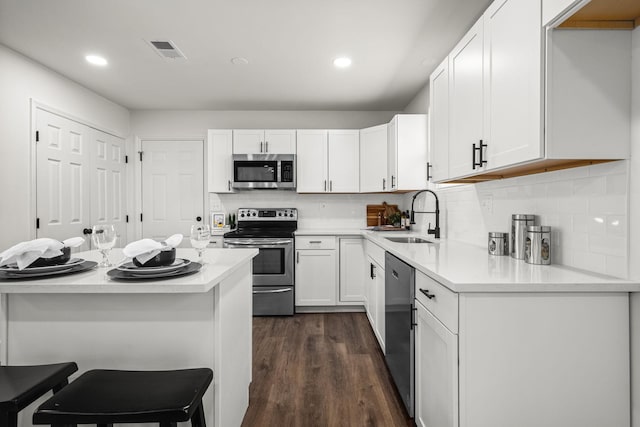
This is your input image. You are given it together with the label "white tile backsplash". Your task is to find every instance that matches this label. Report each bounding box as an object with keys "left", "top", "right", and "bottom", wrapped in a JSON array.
[{"left": 409, "top": 161, "right": 629, "bottom": 278}]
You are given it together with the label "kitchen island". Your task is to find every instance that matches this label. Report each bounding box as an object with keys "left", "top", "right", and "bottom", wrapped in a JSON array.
[{"left": 0, "top": 248, "right": 257, "bottom": 427}]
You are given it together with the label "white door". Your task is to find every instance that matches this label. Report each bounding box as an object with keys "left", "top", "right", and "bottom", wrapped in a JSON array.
[
  {"left": 374, "top": 261, "right": 385, "bottom": 352},
  {"left": 295, "top": 250, "right": 337, "bottom": 306},
  {"left": 35, "top": 108, "right": 97, "bottom": 251},
  {"left": 264, "top": 129, "right": 296, "bottom": 154},
  {"left": 430, "top": 58, "right": 450, "bottom": 182},
  {"left": 415, "top": 300, "right": 459, "bottom": 427},
  {"left": 359, "top": 124, "right": 388, "bottom": 192},
  {"left": 387, "top": 117, "right": 398, "bottom": 191},
  {"left": 296, "top": 130, "right": 328, "bottom": 192},
  {"left": 141, "top": 140, "right": 204, "bottom": 242},
  {"left": 338, "top": 238, "right": 364, "bottom": 302},
  {"left": 449, "top": 19, "right": 485, "bottom": 179},
  {"left": 328, "top": 130, "right": 360, "bottom": 193},
  {"left": 90, "top": 129, "right": 127, "bottom": 246}
]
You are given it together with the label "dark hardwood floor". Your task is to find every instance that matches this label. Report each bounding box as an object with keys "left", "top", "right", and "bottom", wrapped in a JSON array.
[{"left": 241, "top": 313, "right": 414, "bottom": 427}]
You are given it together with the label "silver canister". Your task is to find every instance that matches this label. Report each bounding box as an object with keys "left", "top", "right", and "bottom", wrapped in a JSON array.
[
  {"left": 488, "top": 232, "right": 509, "bottom": 256},
  {"left": 511, "top": 214, "right": 535, "bottom": 259},
  {"left": 525, "top": 226, "right": 551, "bottom": 265}
]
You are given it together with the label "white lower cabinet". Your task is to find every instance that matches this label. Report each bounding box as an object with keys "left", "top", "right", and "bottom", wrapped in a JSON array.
[
  {"left": 338, "top": 238, "right": 365, "bottom": 303},
  {"left": 295, "top": 237, "right": 337, "bottom": 306},
  {"left": 364, "top": 240, "right": 386, "bottom": 352},
  {"left": 414, "top": 270, "right": 630, "bottom": 427}
]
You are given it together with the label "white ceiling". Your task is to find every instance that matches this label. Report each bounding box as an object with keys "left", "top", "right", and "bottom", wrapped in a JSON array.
[{"left": 0, "top": 0, "right": 491, "bottom": 111}]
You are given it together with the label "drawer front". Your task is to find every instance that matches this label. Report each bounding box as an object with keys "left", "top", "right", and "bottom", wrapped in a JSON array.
[
  {"left": 296, "top": 236, "right": 336, "bottom": 250},
  {"left": 415, "top": 271, "right": 458, "bottom": 333},
  {"left": 364, "top": 240, "right": 385, "bottom": 267}
]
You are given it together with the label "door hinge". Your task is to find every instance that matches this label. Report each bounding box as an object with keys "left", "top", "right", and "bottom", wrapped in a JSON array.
[
  {"left": 36, "top": 218, "right": 40, "bottom": 229},
  {"left": 35, "top": 131, "right": 40, "bottom": 142},
  {"left": 140, "top": 213, "right": 143, "bottom": 222},
  {"left": 125, "top": 155, "right": 129, "bottom": 164},
  {"left": 138, "top": 151, "right": 143, "bottom": 161},
  {"left": 126, "top": 215, "right": 129, "bottom": 223}
]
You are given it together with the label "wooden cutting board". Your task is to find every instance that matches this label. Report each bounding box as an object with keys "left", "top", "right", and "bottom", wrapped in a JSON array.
[{"left": 366, "top": 203, "right": 399, "bottom": 226}]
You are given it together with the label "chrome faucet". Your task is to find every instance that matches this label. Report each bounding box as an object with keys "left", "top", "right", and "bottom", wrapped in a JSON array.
[{"left": 410, "top": 190, "right": 440, "bottom": 239}]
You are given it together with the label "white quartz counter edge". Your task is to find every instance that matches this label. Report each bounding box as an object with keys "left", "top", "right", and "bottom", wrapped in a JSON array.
[
  {"left": 0, "top": 248, "right": 258, "bottom": 294},
  {"left": 295, "top": 228, "right": 640, "bottom": 292}
]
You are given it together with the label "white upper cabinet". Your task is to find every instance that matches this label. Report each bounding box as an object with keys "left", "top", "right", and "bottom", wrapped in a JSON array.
[
  {"left": 207, "top": 129, "right": 234, "bottom": 193},
  {"left": 327, "top": 130, "right": 360, "bottom": 193},
  {"left": 360, "top": 124, "right": 388, "bottom": 192},
  {"left": 387, "top": 114, "right": 428, "bottom": 191},
  {"left": 232, "top": 129, "right": 296, "bottom": 154},
  {"left": 448, "top": 19, "right": 485, "bottom": 179},
  {"left": 296, "top": 129, "right": 359, "bottom": 193},
  {"left": 429, "top": 59, "right": 449, "bottom": 183},
  {"left": 483, "top": 0, "right": 542, "bottom": 171}
]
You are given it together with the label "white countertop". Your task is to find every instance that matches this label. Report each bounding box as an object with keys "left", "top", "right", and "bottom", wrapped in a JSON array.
[
  {"left": 296, "top": 228, "right": 640, "bottom": 293},
  {"left": 0, "top": 248, "right": 258, "bottom": 294},
  {"left": 295, "top": 228, "right": 367, "bottom": 236}
]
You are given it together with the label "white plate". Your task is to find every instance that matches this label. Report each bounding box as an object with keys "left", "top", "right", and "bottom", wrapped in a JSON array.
[
  {"left": 116, "top": 258, "right": 191, "bottom": 275},
  {"left": 0, "top": 258, "right": 84, "bottom": 273}
]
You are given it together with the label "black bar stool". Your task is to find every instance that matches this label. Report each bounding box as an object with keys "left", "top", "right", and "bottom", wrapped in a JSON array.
[
  {"left": 33, "top": 368, "right": 213, "bottom": 427},
  {"left": 0, "top": 362, "right": 78, "bottom": 427}
]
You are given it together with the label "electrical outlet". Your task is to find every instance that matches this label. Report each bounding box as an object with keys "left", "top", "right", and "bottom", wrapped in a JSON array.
[{"left": 480, "top": 195, "right": 493, "bottom": 214}]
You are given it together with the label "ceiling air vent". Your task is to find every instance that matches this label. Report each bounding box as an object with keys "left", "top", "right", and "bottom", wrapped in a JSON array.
[{"left": 147, "top": 39, "right": 187, "bottom": 60}]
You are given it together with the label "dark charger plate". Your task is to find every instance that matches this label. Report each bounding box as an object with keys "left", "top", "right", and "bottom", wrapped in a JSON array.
[
  {"left": 0, "top": 261, "right": 98, "bottom": 280},
  {"left": 106, "top": 262, "right": 202, "bottom": 281}
]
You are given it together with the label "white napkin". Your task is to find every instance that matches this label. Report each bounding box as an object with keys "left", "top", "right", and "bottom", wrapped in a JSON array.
[
  {"left": 0, "top": 237, "right": 85, "bottom": 270},
  {"left": 121, "top": 234, "right": 183, "bottom": 265}
]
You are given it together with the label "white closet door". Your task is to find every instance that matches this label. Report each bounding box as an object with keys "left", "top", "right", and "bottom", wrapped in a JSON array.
[
  {"left": 141, "top": 140, "right": 204, "bottom": 242},
  {"left": 36, "top": 108, "right": 91, "bottom": 251},
  {"left": 90, "top": 130, "right": 127, "bottom": 246}
]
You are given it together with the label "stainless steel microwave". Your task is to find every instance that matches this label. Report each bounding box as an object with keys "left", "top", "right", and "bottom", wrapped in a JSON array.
[{"left": 232, "top": 154, "right": 296, "bottom": 189}]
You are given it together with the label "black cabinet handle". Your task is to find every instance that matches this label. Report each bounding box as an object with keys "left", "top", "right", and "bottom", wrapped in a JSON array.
[
  {"left": 370, "top": 263, "right": 376, "bottom": 279},
  {"left": 427, "top": 162, "right": 433, "bottom": 181},
  {"left": 419, "top": 288, "right": 435, "bottom": 300},
  {"left": 196, "top": 216, "right": 202, "bottom": 222},
  {"left": 411, "top": 305, "right": 417, "bottom": 330},
  {"left": 473, "top": 140, "right": 488, "bottom": 170},
  {"left": 83, "top": 228, "right": 92, "bottom": 235}
]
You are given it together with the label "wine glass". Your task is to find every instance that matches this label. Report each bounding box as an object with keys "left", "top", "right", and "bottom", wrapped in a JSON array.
[
  {"left": 92, "top": 224, "right": 117, "bottom": 267},
  {"left": 190, "top": 224, "right": 210, "bottom": 263}
]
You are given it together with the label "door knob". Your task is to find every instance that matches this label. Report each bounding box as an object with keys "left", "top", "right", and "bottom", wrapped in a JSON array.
[
  {"left": 196, "top": 216, "right": 202, "bottom": 222},
  {"left": 83, "top": 228, "right": 93, "bottom": 235}
]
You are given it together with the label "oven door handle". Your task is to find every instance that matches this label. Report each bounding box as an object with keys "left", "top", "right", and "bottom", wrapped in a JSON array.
[
  {"left": 224, "top": 239, "right": 293, "bottom": 246},
  {"left": 253, "top": 288, "right": 293, "bottom": 294}
]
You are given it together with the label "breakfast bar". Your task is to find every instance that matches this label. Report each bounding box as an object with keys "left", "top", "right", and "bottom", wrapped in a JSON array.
[{"left": 0, "top": 248, "right": 258, "bottom": 427}]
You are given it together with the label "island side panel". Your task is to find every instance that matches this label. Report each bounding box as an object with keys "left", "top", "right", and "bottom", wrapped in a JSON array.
[
  {"left": 459, "top": 292, "right": 630, "bottom": 427},
  {"left": 214, "top": 261, "right": 253, "bottom": 427},
  {"left": 7, "top": 291, "right": 216, "bottom": 427}
]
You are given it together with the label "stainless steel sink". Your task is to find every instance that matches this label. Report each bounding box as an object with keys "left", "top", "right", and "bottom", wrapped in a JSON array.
[{"left": 385, "top": 236, "right": 433, "bottom": 244}]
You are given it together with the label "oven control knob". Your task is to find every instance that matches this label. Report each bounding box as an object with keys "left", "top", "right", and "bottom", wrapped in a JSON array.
[
  {"left": 278, "top": 212, "right": 282, "bottom": 216},
  {"left": 289, "top": 213, "right": 294, "bottom": 217},
  {"left": 252, "top": 212, "right": 257, "bottom": 216},
  {"left": 241, "top": 213, "right": 245, "bottom": 217}
]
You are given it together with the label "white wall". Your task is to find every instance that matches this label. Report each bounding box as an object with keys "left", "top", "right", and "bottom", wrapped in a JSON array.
[
  {"left": 0, "top": 44, "right": 130, "bottom": 248},
  {"left": 630, "top": 26, "right": 640, "bottom": 427},
  {"left": 403, "top": 82, "right": 429, "bottom": 114}
]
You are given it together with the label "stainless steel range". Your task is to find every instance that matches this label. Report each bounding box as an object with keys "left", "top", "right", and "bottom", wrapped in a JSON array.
[{"left": 223, "top": 208, "right": 297, "bottom": 316}]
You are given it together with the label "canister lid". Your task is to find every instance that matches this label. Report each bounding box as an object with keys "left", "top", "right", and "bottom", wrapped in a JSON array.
[
  {"left": 512, "top": 214, "right": 535, "bottom": 220},
  {"left": 488, "top": 232, "right": 508, "bottom": 238},
  {"left": 527, "top": 225, "right": 551, "bottom": 232}
]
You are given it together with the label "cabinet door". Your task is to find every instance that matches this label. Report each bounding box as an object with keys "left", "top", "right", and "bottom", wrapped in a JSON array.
[
  {"left": 483, "top": 0, "right": 542, "bottom": 170},
  {"left": 387, "top": 116, "right": 398, "bottom": 191},
  {"left": 328, "top": 130, "right": 360, "bottom": 193},
  {"left": 296, "top": 130, "right": 328, "bottom": 192},
  {"left": 395, "top": 114, "right": 427, "bottom": 190},
  {"left": 264, "top": 129, "right": 296, "bottom": 154},
  {"left": 448, "top": 19, "right": 484, "bottom": 179},
  {"left": 338, "top": 238, "right": 365, "bottom": 303},
  {"left": 415, "top": 301, "right": 458, "bottom": 427},
  {"left": 374, "top": 262, "right": 385, "bottom": 352},
  {"left": 360, "top": 124, "right": 388, "bottom": 192},
  {"left": 295, "top": 250, "right": 337, "bottom": 306},
  {"left": 233, "top": 130, "right": 264, "bottom": 154},
  {"left": 207, "top": 129, "right": 234, "bottom": 193},
  {"left": 364, "top": 257, "right": 376, "bottom": 325},
  {"left": 429, "top": 59, "right": 450, "bottom": 182}
]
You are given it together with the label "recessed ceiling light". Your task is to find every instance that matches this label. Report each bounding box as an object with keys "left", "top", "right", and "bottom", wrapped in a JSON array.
[
  {"left": 333, "top": 57, "right": 352, "bottom": 68},
  {"left": 231, "top": 57, "right": 249, "bottom": 65},
  {"left": 85, "top": 55, "right": 108, "bottom": 66}
]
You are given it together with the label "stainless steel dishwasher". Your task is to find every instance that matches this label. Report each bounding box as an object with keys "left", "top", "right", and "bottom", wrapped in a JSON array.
[{"left": 385, "top": 252, "right": 415, "bottom": 418}]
